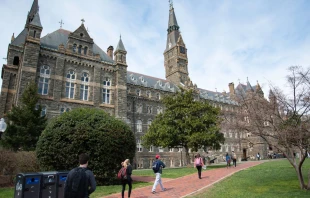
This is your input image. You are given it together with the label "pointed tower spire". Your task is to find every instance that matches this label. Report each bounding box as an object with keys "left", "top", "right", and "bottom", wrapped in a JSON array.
[
  {"left": 114, "top": 36, "right": 127, "bottom": 64},
  {"left": 25, "top": 0, "right": 39, "bottom": 28},
  {"left": 115, "top": 35, "right": 126, "bottom": 52},
  {"left": 246, "top": 77, "right": 254, "bottom": 92},
  {"left": 165, "top": 1, "right": 180, "bottom": 51},
  {"left": 255, "top": 80, "right": 264, "bottom": 97},
  {"left": 30, "top": 12, "right": 42, "bottom": 28}
]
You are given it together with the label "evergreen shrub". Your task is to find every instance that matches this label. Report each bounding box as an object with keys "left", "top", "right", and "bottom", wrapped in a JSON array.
[{"left": 36, "top": 108, "right": 136, "bottom": 185}]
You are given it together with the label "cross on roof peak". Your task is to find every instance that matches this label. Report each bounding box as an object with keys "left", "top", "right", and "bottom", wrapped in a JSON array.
[
  {"left": 59, "top": 19, "right": 64, "bottom": 29},
  {"left": 81, "top": 19, "right": 85, "bottom": 24}
]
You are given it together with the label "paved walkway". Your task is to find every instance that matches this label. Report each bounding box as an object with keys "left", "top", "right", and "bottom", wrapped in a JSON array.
[{"left": 104, "top": 161, "right": 263, "bottom": 198}]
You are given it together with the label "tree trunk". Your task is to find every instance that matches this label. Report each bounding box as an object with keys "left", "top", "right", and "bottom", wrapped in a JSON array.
[
  {"left": 307, "top": 168, "right": 310, "bottom": 190},
  {"left": 296, "top": 166, "right": 306, "bottom": 189},
  {"left": 184, "top": 146, "right": 190, "bottom": 165}
]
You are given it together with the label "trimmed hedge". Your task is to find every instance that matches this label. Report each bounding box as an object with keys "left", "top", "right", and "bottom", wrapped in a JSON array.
[{"left": 36, "top": 108, "right": 136, "bottom": 185}]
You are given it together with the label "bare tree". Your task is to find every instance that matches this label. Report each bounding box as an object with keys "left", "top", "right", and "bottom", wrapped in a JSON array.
[{"left": 226, "top": 66, "right": 310, "bottom": 190}]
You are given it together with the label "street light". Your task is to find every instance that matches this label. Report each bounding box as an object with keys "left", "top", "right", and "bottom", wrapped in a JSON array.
[{"left": 0, "top": 118, "right": 7, "bottom": 139}]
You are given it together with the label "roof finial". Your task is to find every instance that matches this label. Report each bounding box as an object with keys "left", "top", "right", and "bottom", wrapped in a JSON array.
[
  {"left": 169, "top": 0, "right": 173, "bottom": 9},
  {"left": 238, "top": 78, "right": 240, "bottom": 84},
  {"left": 247, "top": 77, "right": 249, "bottom": 82},
  {"left": 11, "top": 33, "right": 15, "bottom": 42},
  {"left": 81, "top": 19, "right": 85, "bottom": 24},
  {"left": 120, "top": 34, "right": 121, "bottom": 39},
  {"left": 59, "top": 19, "right": 64, "bottom": 29}
]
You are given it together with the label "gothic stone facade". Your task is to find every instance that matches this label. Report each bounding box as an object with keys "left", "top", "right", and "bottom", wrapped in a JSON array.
[{"left": 0, "top": 0, "right": 268, "bottom": 168}]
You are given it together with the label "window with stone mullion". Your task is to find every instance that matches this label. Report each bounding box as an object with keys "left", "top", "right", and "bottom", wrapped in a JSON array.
[
  {"left": 65, "top": 70, "right": 76, "bottom": 99},
  {"left": 80, "top": 72, "right": 89, "bottom": 101},
  {"left": 102, "top": 78, "right": 111, "bottom": 104},
  {"left": 38, "top": 65, "right": 50, "bottom": 95}
]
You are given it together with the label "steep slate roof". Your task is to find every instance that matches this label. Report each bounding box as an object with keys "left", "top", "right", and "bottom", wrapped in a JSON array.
[
  {"left": 30, "top": 12, "right": 42, "bottom": 28},
  {"left": 11, "top": 28, "right": 28, "bottom": 46},
  {"left": 40, "top": 29, "right": 114, "bottom": 63},
  {"left": 199, "top": 88, "right": 237, "bottom": 105},
  {"left": 127, "top": 71, "right": 236, "bottom": 104},
  {"left": 127, "top": 71, "right": 178, "bottom": 92}
]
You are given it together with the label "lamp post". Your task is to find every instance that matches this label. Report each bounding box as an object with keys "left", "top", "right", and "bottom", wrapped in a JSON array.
[{"left": 0, "top": 118, "right": 7, "bottom": 139}]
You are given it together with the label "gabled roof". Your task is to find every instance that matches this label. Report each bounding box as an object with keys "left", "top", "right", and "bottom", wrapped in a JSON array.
[{"left": 40, "top": 29, "right": 114, "bottom": 63}]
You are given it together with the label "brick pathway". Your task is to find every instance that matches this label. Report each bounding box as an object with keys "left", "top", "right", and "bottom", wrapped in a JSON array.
[{"left": 104, "top": 161, "right": 263, "bottom": 198}]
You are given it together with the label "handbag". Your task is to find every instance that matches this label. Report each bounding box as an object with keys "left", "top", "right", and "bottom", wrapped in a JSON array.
[{"left": 202, "top": 165, "right": 207, "bottom": 170}]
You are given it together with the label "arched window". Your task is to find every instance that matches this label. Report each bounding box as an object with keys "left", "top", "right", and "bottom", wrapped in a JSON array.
[
  {"left": 137, "top": 139, "right": 142, "bottom": 152},
  {"left": 147, "top": 106, "right": 152, "bottom": 114},
  {"left": 65, "top": 70, "right": 76, "bottom": 99},
  {"left": 78, "top": 45, "right": 82, "bottom": 54},
  {"left": 72, "top": 44, "right": 77, "bottom": 52},
  {"left": 137, "top": 119, "right": 142, "bottom": 132},
  {"left": 146, "top": 91, "right": 151, "bottom": 98},
  {"left": 80, "top": 72, "right": 89, "bottom": 101},
  {"left": 157, "top": 107, "right": 163, "bottom": 114},
  {"left": 33, "top": 30, "right": 36, "bottom": 38},
  {"left": 13, "top": 56, "right": 19, "bottom": 66},
  {"left": 38, "top": 65, "right": 50, "bottom": 95},
  {"left": 136, "top": 89, "right": 141, "bottom": 96},
  {"left": 102, "top": 77, "right": 111, "bottom": 104},
  {"left": 84, "top": 47, "right": 88, "bottom": 55}
]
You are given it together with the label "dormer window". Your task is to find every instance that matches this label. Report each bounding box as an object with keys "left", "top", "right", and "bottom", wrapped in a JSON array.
[
  {"left": 141, "top": 77, "right": 144, "bottom": 82},
  {"left": 158, "top": 81, "right": 162, "bottom": 86},
  {"left": 131, "top": 76, "right": 135, "bottom": 81}
]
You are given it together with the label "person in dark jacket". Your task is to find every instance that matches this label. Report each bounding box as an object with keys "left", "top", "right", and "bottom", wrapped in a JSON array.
[
  {"left": 152, "top": 154, "right": 166, "bottom": 194},
  {"left": 64, "top": 153, "right": 96, "bottom": 198},
  {"left": 121, "top": 159, "right": 133, "bottom": 198}
]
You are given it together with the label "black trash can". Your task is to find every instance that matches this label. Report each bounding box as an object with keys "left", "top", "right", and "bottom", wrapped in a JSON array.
[
  {"left": 57, "top": 171, "right": 69, "bottom": 198},
  {"left": 40, "top": 171, "right": 57, "bottom": 198},
  {"left": 14, "top": 172, "right": 43, "bottom": 198}
]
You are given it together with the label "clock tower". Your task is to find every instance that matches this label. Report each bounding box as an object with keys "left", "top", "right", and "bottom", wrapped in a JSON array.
[{"left": 164, "top": 2, "right": 189, "bottom": 86}]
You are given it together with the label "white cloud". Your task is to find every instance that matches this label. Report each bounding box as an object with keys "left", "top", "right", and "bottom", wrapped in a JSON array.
[{"left": 1, "top": 0, "right": 310, "bottom": 99}]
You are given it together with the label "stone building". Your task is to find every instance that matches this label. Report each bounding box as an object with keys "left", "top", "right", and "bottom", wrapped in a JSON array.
[{"left": 0, "top": 0, "right": 267, "bottom": 168}]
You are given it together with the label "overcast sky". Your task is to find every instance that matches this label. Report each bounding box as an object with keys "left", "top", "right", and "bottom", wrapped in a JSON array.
[{"left": 1, "top": 0, "right": 310, "bottom": 97}]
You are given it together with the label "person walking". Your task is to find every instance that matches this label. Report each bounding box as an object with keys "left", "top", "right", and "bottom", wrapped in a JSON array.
[
  {"left": 64, "top": 153, "right": 96, "bottom": 198},
  {"left": 226, "top": 153, "right": 231, "bottom": 168},
  {"left": 257, "top": 153, "right": 260, "bottom": 160},
  {"left": 121, "top": 159, "right": 132, "bottom": 198},
  {"left": 152, "top": 155, "right": 166, "bottom": 194},
  {"left": 194, "top": 153, "right": 204, "bottom": 179},
  {"left": 232, "top": 151, "right": 237, "bottom": 167}
]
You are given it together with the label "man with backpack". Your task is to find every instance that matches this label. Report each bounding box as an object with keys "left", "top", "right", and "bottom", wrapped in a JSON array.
[
  {"left": 64, "top": 153, "right": 96, "bottom": 198},
  {"left": 151, "top": 154, "right": 166, "bottom": 194}
]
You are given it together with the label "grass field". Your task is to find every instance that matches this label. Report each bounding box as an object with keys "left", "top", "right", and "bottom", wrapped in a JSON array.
[{"left": 191, "top": 159, "right": 310, "bottom": 198}]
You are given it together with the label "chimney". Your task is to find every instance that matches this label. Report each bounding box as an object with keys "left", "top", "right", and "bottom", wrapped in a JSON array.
[
  {"left": 107, "top": 46, "right": 114, "bottom": 59},
  {"left": 228, "top": 82, "right": 235, "bottom": 95}
]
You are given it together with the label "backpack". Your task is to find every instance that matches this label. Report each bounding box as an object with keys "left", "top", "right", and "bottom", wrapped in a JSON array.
[
  {"left": 195, "top": 157, "right": 202, "bottom": 166},
  {"left": 152, "top": 160, "right": 160, "bottom": 173},
  {"left": 65, "top": 167, "right": 87, "bottom": 198},
  {"left": 117, "top": 167, "right": 127, "bottom": 180}
]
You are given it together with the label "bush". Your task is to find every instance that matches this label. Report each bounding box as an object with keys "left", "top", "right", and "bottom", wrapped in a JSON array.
[
  {"left": 36, "top": 108, "right": 136, "bottom": 185},
  {"left": 0, "top": 150, "right": 40, "bottom": 186}
]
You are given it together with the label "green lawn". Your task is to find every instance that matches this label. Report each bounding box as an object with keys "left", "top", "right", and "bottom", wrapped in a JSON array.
[{"left": 191, "top": 159, "right": 310, "bottom": 198}]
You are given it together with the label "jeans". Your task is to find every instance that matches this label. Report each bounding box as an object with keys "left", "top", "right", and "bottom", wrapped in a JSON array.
[
  {"left": 152, "top": 173, "right": 164, "bottom": 192},
  {"left": 196, "top": 166, "right": 202, "bottom": 178}
]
